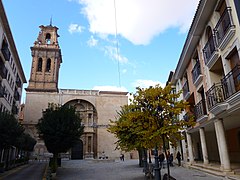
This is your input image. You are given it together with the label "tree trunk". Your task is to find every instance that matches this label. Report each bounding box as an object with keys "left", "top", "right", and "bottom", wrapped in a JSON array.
[
  {"left": 143, "top": 148, "right": 148, "bottom": 173},
  {"left": 4, "top": 148, "right": 10, "bottom": 170},
  {"left": 138, "top": 148, "right": 143, "bottom": 167},
  {"left": 162, "top": 134, "right": 170, "bottom": 180},
  {"left": 50, "top": 153, "right": 58, "bottom": 173}
]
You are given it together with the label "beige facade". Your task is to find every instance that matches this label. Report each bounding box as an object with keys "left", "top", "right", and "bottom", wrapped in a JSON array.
[
  {"left": 172, "top": 0, "right": 240, "bottom": 176},
  {"left": 0, "top": 1, "right": 26, "bottom": 114},
  {"left": 23, "top": 24, "right": 129, "bottom": 160}
]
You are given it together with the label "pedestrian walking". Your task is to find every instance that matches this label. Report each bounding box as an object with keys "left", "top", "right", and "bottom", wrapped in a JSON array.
[
  {"left": 120, "top": 153, "right": 124, "bottom": 161},
  {"left": 176, "top": 151, "right": 181, "bottom": 166},
  {"left": 122, "top": 154, "right": 125, "bottom": 161},
  {"left": 159, "top": 152, "right": 165, "bottom": 169}
]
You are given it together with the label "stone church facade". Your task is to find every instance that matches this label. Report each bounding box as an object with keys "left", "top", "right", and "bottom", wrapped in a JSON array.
[{"left": 23, "top": 24, "right": 128, "bottom": 160}]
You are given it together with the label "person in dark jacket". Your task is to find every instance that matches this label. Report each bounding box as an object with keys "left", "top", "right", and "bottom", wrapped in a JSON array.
[{"left": 176, "top": 151, "right": 181, "bottom": 166}]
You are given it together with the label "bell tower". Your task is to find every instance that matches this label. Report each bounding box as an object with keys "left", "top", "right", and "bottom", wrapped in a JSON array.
[{"left": 26, "top": 24, "right": 62, "bottom": 92}]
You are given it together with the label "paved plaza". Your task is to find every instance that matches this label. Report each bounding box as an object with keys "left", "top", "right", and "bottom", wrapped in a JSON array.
[{"left": 56, "top": 159, "right": 225, "bottom": 180}]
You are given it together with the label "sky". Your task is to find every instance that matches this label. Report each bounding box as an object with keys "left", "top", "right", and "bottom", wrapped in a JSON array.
[{"left": 2, "top": 0, "right": 199, "bottom": 102}]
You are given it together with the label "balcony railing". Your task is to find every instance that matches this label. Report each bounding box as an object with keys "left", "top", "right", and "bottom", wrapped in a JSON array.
[
  {"left": 222, "top": 65, "right": 240, "bottom": 99},
  {"left": 206, "top": 83, "right": 225, "bottom": 110},
  {"left": 194, "top": 99, "right": 207, "bottom": 120},
  {"left": 16, "top": 78, "right": 22, "bottom": 88},
  {"left": 203, "top": 35, "right": 217, "bottom": 65},
  {"left": 12, "top": 105, "right": 18, "bottom": 115},
  {"left": 0, "top": 85, "right": 5, "bottom": 97},
  {"left": 14, "top": 91, "right": 20, "bottom": 101},
  {"left": 183, "top": 81, "right": 190, "bottom": 99},
  {"left": 0, "top": 64, "right": 7, "bottom": 79},
  {"left": 1, "top": 47, "right": 11, "bottom": 61},
  {"left": 192, "top": 62, "right": 201, "bottom": 83},
  {"left": 215, "top": 7, "right": 234, "bottom": 46}
]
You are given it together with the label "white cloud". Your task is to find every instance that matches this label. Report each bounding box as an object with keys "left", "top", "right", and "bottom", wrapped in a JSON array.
[
  {"left": 92, "top": 85, "right": 128, "bottom": 92},
  {"left": 132, "top": 79, "right": 165, "bottom": 89},
  {"left": 104, "top": 46, "right": 128, "bottom": 63},
  {"left": 76, "top": 0, "right": 199, "bottom": 45},
  {"left": 87, "top": 36, "right": 98, "bottom": 47},
  {"left": 68, "top": 23, "right": 84, "bottom": 34}
]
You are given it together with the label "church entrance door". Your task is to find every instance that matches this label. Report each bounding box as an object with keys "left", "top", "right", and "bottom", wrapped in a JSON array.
[{"left": 71, "top": 140, "right": 83, "bottom": 159}]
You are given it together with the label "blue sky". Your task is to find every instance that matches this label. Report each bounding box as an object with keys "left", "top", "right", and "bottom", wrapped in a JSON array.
[{"left": 2, "top": 0, "right": 199, "bottom": 100}]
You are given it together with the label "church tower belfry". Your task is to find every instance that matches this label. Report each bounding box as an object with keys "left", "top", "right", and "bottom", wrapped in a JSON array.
[{"left": 26, "top": 25, "right": 62, "bottom": 92}]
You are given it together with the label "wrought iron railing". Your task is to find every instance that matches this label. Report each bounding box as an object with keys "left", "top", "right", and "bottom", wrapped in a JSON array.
[
  {"left": 183, "top": 81, "right": 189, "bottom": 98},
  {"left": 0, "top": 85, "right": 5, "bottom": 97},
  {"left": 215, "top": 7, "right": 234, "bottom": 45},
  {"left": 192, "top": 62, "right": 201, "bottom": 83},
  {"left": 222, "top": 65, "right": 240, "bottom": 99},
  {"left": 1, "top": 47, "right": 11, "bottom": 61},
  {"left": 203, "top": 35, "right": 217, "bottom": 65},
  {"left": 194, "top": 99, "right": 207, "bottom": 120},
  {"left": 0, "top": 64, "right": 7, "bottom": 79},
  {"left": 206, "top": 83, "right": 225, "bottom": 110},
  {"left": 16, "top": 77, "right": 22, "bottom": 88},
  {"left": 205, "top": 65, "right": 240, "bottom": 110},
  {"left": 12, "top": 105, "right": 18, "bottom": 115},
  {"left": 14, "top": 91, "right": 20, "bottom": 101}
]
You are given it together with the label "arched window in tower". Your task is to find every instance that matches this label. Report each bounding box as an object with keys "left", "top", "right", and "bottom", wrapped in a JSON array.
[
  {"left": 37, "top": 58, "right": 43, "bottom": 72},
  {"left": 46, "top": 58, "right": 51, "bottom": 72},
  {"left": 45, "top": 33, "right": 51, "bottom": 44}
]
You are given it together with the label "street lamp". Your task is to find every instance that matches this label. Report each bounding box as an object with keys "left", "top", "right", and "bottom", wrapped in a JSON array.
[
  {"left": 154, "top": 146, "right": 161, "bottom": 180},
  {"left": 153, "top": 105, "right": 164, "bottom": 180}
]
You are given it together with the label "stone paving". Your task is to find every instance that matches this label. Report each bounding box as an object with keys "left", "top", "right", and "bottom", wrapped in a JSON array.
[{"left": 56, "top": 159, "right": 225, "bottom": 180}]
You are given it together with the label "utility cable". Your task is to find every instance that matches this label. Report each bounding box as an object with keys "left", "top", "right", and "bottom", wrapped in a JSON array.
[{"left": 114, "top": 0, "right": 121, "bottom": 88}]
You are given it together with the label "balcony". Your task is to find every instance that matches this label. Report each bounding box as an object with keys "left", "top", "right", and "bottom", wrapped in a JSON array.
[
  {"left": 14, "top": 91, "right": 20, "bottom": 101},
  {"left": 183, "top": 112, "right": 196, "bottom": 128},
  {"left": 215, "top": 7, "right": 235, "bottom": 50},
  {"left": 183, "top": 81, "right": 190, "bottom": 100},
  {"left": 206, "top": 83, "right": 228, "bottom": 115},
  {"left": 194, "top": 99, "right": 208, "bottom": 122},
  {"left": 222, "top": 65, "right": 240, "bottom": 104},
  {"left": 16, "top": 77, "right": 22, "bottom": 88},
  {"left": 192, "top": 62, "right": 203, "bottom": 87},
  {"left": 12, "top": 105, "right": 18, "bottom": 115},
  {"left": 203, "top": 35, "right": 219, "bottom": 69},
  {"left": 0, "top": 64, "right": 7, "bottom": 79},
  {"left": 0, "top": 85, "right": 5, "bottom": 97},
  {"left": 1, "top": 47, "right": 11, "bottom": 61}
]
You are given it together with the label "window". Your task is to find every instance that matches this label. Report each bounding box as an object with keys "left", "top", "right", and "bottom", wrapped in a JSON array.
[
  {"left": 88, "top": 113, "right": 92, "bottom": 119},
  {"left": 1, "top": 39, "right": 11, "bottom": 61},
  {"left": 46, "top": 58, "right": 51, "bottom": 72},
  {"left": 37, "top": 58, "right": 43, "bottom": 71},
  {"left": 45, "top": 33, "right": 51, "bottom": 44}
]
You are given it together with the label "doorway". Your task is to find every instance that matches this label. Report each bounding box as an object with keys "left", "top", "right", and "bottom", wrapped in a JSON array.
[{"left": 71, "top": 140, "right": 83, "bottom": 160}]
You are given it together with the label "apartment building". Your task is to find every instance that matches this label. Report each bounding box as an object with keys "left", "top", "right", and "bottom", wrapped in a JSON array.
[
  {"left": 0, "top": 1, "right": 26, "bottom": 115},
  {"left": 173, "top": 0, "right": 240, "bottom": 175}
]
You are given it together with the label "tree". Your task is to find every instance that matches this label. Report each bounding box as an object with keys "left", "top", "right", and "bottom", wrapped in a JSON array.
[
  {"left": 108, "top": 104, "right": 148, "bottom": 167},
  {"left": 36, "top": 103, "right": 84, "bottom": 172},
  {"left": 0, "top": 111, "right": 24, "bottom": 150},
  {"left": 108, "top": 84, "right": 195, "bottom": 178},
  {"left": 15, "top": 133, "right": 36, "bottom": 152},
  {"left": 0, "top": 111, "right": 25, "bottom": 169}
]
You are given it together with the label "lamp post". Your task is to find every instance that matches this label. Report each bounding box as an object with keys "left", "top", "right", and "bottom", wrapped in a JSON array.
[
  {"left": 152, "top": 105, "right": 164, "bottom": 180},
  {"left": 154, "top": 146, "right": 161, "bottom": 180}
]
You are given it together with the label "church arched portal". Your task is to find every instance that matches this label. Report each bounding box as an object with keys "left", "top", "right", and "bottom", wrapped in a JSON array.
[
  {"left": 71, "top": 140, "right": 83, "bottom": 159},
  {"left": 64, "top": 99, "right": 97, "bottom": 159}
]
